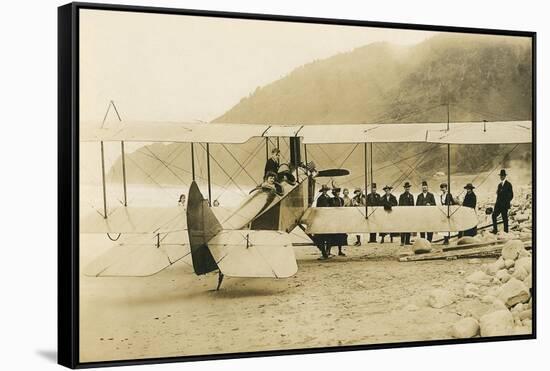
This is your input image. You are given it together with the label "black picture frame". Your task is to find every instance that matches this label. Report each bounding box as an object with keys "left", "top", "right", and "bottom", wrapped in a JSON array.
[{"left": 58, "top": 2, "right": 537, "bottom": 368}]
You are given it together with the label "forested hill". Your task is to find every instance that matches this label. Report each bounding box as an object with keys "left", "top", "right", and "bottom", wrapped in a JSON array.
[
  {"left": 214, "top": 34, "right": 532, "bottom": 125},
  {"left": 106, "top": 34, "right": 532, "bottom": 190}
]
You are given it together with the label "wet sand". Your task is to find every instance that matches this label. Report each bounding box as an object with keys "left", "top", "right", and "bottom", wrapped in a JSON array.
[{"left": 79, "top": 235, "right": 498, "bottom": 363}]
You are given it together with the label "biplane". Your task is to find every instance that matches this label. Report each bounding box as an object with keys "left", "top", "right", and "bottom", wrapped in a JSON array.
[{"left": 80, "top": 119, "right": 531, "bottom": 289}]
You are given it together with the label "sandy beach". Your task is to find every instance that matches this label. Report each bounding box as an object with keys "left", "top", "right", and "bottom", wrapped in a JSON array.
[{"left": 79, "top": 234, "right": 508, "bottom": 363}]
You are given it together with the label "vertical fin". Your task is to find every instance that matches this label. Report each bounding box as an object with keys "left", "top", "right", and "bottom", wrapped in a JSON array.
[{"left": 186, "top": 181, "right": 221, "bottom": 275}]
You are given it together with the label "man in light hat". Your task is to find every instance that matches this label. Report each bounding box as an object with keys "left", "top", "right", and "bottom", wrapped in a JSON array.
[
  {"left": 366, "top": 183, "right": 381, "bottom": 243},
  {"left": 398, "top": 181, "right": 415, "bottom": 246},
  {"left": 492, "top": 169, "right": 514, "bottom": 233},
  {"left": 439, "top": 182, "right": 456, "bottom": 244},
  {"left": 352, "top": 187, "right": 365, "bottom": 246},
  {"left": 264, "top": 147, "right": 280, "bottom": 177},
  {"left": 460, "top": 183, "right": 478, "bottom": 237},
  {"left": 379, "top": 185, "right": 397, "bottom": 243},
  {"left": 416, "top": 180, "right": 436, "bottom": 242}
]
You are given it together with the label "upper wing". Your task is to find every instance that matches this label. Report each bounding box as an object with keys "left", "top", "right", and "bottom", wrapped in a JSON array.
[
  {"left": 300, "top": 205, "right": 478, "bottom": 233},
  {"left": 81, "top": 121, "right": 532, "bottom": 144}
]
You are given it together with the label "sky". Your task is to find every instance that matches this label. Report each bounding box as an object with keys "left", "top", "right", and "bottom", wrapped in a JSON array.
[{"left": 79, "top": 9, "right": 437, "bottom": 125}]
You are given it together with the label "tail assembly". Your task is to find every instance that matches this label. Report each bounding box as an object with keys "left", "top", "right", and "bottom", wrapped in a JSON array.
[{"left": 186, "top": 181, "right": 222, "bottom": 275}]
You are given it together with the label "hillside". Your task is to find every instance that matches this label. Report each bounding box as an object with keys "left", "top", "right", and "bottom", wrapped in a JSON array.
[{"left": 107, "top": 33, "right": 532, "bottom": 192}]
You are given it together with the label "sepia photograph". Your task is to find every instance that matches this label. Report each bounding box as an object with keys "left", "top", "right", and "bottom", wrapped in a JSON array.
[{"left": 71, "top": 4, "right": 534, "bottom": 366}]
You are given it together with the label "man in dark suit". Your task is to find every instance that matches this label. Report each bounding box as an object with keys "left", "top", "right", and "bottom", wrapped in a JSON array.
[
  {"left": 398, "top": 182, "right": 415, "bottom": 246},
  {"left": 492, "top": 169, "right": 514, "bottom": 233},
  {"left": 365, "top": 183, "right": 381, "bottom": 243},
  {"left": 416, "top": 180, "right": 436, "bottom": 242},
  {"left": 439, "top": 182, "right": 456, "bottom": 244},
  {"left": 328, "top": 187, "right": 347, "bottom": 256},
  {"left": 312, "top": 184, "right": 332, "bottom": 259},
  {"left": 379, "top": 185, "right": 397, "bottom": 243},
  {"left": 460, "top": 183, "right": 478, "bottom": 237},
  {"left": 264, "top": 148, "right": 280, "bottom": 177}
]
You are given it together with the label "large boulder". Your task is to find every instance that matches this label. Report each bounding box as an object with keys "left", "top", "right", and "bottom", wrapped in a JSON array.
[
  {"left": 480, "top": 310, "right": 514, "bottom": 337},
  {"left": 457, "top": 236, "right": 480, "bottom": 245},
  {"left": 412, "top": 238, "right": 431, "bottom": 254},
  {"left": 501, "top": 240, "right": 526, "bottom": 261},
  {"left": 497, "top": 278, "right": 531, "bottom": 308},
  {"left": 451, "top": 317, "right": 480, "bottom": 338},
  {"left": 515, "top": 257, "right": 532, "bottom": 274},
  {"left": 427, "top": 289, "right": 456, "bottom": 309},
  {"left": 495, "top": 269, "right": 511, "bottom": 283},
  {"left": 512, "top": 266, "right": 529, "bottom": 281}
]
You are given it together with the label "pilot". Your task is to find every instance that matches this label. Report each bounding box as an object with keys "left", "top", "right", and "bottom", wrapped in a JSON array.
[
  {"left": 261, "top": 171, "right": 283, "bottom": 195},
  {"left": 398, "top": 181, "right": 415, "bottom": 246},
  {"left": 328, "top": 186, "right": 347, "bottom": 257},
  {"left": 264, "top": 148, "right": 280, "bottom": 177},
  {"left": 416, "top": 181, "right": 436, "bottom": 242},
  {"left": 491, "top": 169, "right": 514, "bottom": 234},
  {"left": 366, "top": 183, "right": 381, "bottom": 243},
  {"left": 459, "top": 183, "right": 477, "bottom": 237},
  {"left": 379, "top": 185, "right": 397, "bottom": 244},
  {"left": 439, "top": 182, "right": 456, "bottom": 244},
  {"left": 316, "top": 184, "right": 332, "bottom": 207}
]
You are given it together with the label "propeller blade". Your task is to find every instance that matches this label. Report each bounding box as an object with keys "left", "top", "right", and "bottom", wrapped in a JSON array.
[{"left": 316, "top": 169, "right": 350, "bottom": 177}]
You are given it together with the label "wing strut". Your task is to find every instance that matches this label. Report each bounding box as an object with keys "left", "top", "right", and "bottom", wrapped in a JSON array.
[
  {"left": 364, "top": 142, "right": 368, "bottom": 219},
  {"left": 100, "top": 141, "right": 108, "bottom": 219},
  {"left": 121, "top": 141, "right": 128, "bottom": 206}
]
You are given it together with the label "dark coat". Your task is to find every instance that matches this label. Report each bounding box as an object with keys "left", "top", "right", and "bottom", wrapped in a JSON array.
[
  {"left": 366, "top": 192, "right": 381, "bottom": 206},
  {"left": 330, "top": 196, "right": 344, "bottom": 207},
  {"left": 416, "top": 192, "right": 436, "bottom": 206},
  {"left": 352, "top": 194, "right": 365, "bottom": 206},
  {"left": 463, "top": 191, "right": 477, "bottom": 209},
  {"left": 316, "top": 193, "right": 332, "bottom": 207},
  {"left": 440, "top": 192, "right": 456, "bottom": 206},
  {"left": 381, "top": 194, "right": 398, "bottom": 208},
  {"left": 495, "top": 180, "right": 514, "bottom": 209},
  {"left": 399, "top": 192, "right": 415, "bottom": 206},
  {"left": 264, "top": 157, "right": 279, "bottom": 176}
]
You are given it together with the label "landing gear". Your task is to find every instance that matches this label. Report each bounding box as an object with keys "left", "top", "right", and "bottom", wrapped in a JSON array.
[{"left": 216, "top": 271, "right": 224, "bottom": 291}]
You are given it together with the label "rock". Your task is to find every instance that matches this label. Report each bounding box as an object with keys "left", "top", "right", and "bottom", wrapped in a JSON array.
[
  {"left": 511, "top": 303, "right": 524, "bottom": 313},
  {"left": 515, "top": 257, "right": 532, "bottom": 274},
  {"left": 451, "top": 317, "right": 480, "bottom": 338},
  {"left": 480, "top": 310, "right": 514, "bottom": 337},
  {"left": 495, "top": 269, "right": 511, "bottom": 283},
  {"left": 468, "top": 258, "right": 482, "bottom": 265},
  {"left": 495, "top": 257, "right": 506, "bottom": 269},
  {"left": 512, "top": 326, "right": 531, "bottom": 335},
  {"left": 457, "top": 236, "right": 479, "bottom": 245},
  {"left": 484, "top": 262, "right": 501, "bottom": 276},
  {"left": 519, "top": 310, "right": 532, "bottom": 321},
  {"left": 515, "top": 213, "right": 529, "bottom": 222},
  {"left": 504, "top": 259, "right": 515, "bottom": 269},
  {"left": 522, "top": 319, "right": 532, "bottom": 328},
  {"left": 464, "top": 284, "right": 479, "bottom": 298},
  {"left": 497, "top": 278, "right": 531, "bottom": 308},
  {"left": 501, "top": 240, "right": 526, "bottom": 261},
  {"left": 427, "top": 289, "right": 456, "bottom": 309},
  {"left": 466, "top": 270, "right": 492, "bottom": 285},
  {"left": 412, "top": 238, "right": 431, "bottom": 254},
  {"left": 490, "top": 300, "right": 508, "bottom": 312},
  {"left": 512, "top": 266, "right": 529, "bottom": 281},
  {"left": 480, "top": 295, "right": 496, "bottom": 304},
  {"left": 482, "top": 233, "right": 497, "bottom": 243},
  {"left": 497, "top": 232, "right": 514, "bottom": 241}
]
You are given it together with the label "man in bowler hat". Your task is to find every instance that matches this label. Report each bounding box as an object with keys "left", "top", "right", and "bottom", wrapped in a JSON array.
[
  {"left": 492, "top": 169, "right": 514, "bottom": 233},
  {"left": 416, "top": 180, "right": 436, "bottom": 242},
  {"left": 398, "top": 181, "right": 415, "bottom": 246},
  {"left": 366, "top": 183, "right": 381, "bottom": 243}
]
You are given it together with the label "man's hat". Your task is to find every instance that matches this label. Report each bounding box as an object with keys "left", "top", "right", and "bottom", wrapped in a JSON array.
[
  {"left": 440, "top": 182, "right": 448, "bottom": 189},
  {"left": 354, "top": 187, "right": 362, "bottom": 194},
  {"left": 464, "top": 183, "right": 475, "bottom": 190},
  {"left": 319, "top": 184, "right": 330, "bottom": 192},
  {"left": 271, "top": 148, "right": 281, "bottom": 155},
  {"left": 499, "top": 169, "right": 507, "bottom": 177},
  {"left": 383, "top": 185, "right": 393, "bottom": 191},
  {"left": 403, "top": 181, "right": 411, "bottom": 188},
  {"left": 421, "top": 180, "right": 428, "bottom": 187},
  {"left": 371, "top": 182, "right": 377, "bottom": 188}
]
